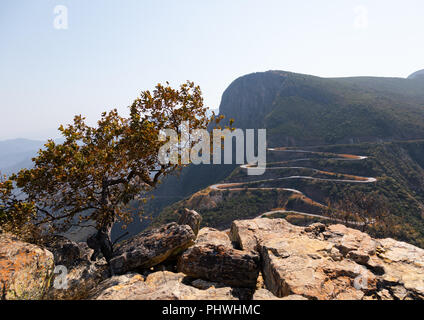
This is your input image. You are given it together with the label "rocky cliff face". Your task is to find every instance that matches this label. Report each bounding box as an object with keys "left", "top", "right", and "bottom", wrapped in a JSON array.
[
  {"left": 0, "top": 231, "right": 54, "bottom": 300},
  {"left": 217, "top": 70, "right": 424, "bottom": 147},
  {"left": 218, "top": 71, "right": 287, "bottom": 129},
  {"left": 1, "top": 211, "right": 423, "bottom": 300},
  {"left": 230, "top": 218, "right": 424, "bottom": 299}
]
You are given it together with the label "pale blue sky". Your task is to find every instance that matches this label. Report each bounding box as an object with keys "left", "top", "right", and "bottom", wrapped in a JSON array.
[{"left": 1, "top": 0, "right": 424, "bottom": 140}]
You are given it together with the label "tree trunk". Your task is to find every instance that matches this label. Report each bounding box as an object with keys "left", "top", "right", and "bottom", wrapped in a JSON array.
[
  {"left": 87, "top": 222, "right": 114, "bottom": 264},
  {"left": 88, "top": 181, "right": 116, "bottom": 264}
]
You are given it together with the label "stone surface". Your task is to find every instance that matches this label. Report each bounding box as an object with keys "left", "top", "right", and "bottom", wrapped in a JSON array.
[
  {"left": 253, "top": 289, "right": 308, "bottom": 300},
  {"left": 110, "top": 223, "right": 196, "bottom": 274},
  {"left": 230, "top": 218, "right": 302, "bottom": 251},
  {"left": 259, "top": 231, "right": 376, "bottom": 300},
  {"left": 45, "top": 237, "right": 111, "bottom": 300},
  {"left": 43, "top": 235, "right": 86, "bottom": 269},
  {"left": 323, "top": 224, "right": 377, "bottom": 265},
  {"left": 177, "top": 208, "right": 202, "bottom": 236},
  {"left": 177, "top": 243, "right": 260, "bottom": 288},
  {"left": 252, "top": 288, "right": 283, "bottom": 300},
  {"left": 47, "top": 258, "right": 110, "bottom": 300},
  {"left": 0, "top": 232, "right": 54, "bottom": 300},
  {"left": 6, "top": 213, "right": 424, "bottom": 300},
  {"left": 92, "top": 271, "right": 239, "bottom": 300},
  {"left": 230, "top": 218, "right": 424, "bottom": 300},
  {"left": 195, "top": 227, "right": 232, "bottom": 246},
  {"left": 376, "top": 238, "right": 424, "bottom": 299},
  {"left": 190, "top": 278, "right": 226, "bottom": 290}
]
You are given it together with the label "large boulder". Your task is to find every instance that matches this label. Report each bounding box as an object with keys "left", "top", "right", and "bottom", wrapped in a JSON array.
[
  {"left": 177, "top": 208, "right": 202, "bottom": 236},
  {"left": 230, "top": 218, "right": 424, "bottom": 300},
  {"left": 47, "top": 259, "right": 110, "bottom": 300},
  {"left": 195, "top": 227, "right": 233, "bottom": 246},
  {"left": 259, "top": 235, "right": 376, "bottom": 299},
  {"left": 0, "top": 232, "right": 54, "bottom": 300},
  {"left": 45, "top": 236, "right": 111, "bottom": 300},
  {"left": 230, "top": 218, "right": 302, "bottom": 251},
  {"left": 110, "top": 223, "right": 196, "bottom": 274},
  {"left": 375, "top": 238, "right": 424, "bottom": 299},
  {"left": 43, "top": 235, "right": 88, "bottom": 269},
  {"left": 178, "top": 226, "right": 260, "bottom": 288},
  {"left": 91, "top": 271, "right": 238, "bottom": 300},
  {"left": 177, "top": 243, "right": 260, "bottom": 288}
]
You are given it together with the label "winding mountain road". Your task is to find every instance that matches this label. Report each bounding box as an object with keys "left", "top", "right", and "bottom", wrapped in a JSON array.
[{"left": 210, "top": 148, "right": 377, "bottom": 223}]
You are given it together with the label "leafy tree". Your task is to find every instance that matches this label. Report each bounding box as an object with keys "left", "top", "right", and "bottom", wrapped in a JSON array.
[
  {"left": 12, "top": 81, "right": 212, "bottom": 262},
  {"left": 0, "top": 175, "right": 38, "bottom": 242}
]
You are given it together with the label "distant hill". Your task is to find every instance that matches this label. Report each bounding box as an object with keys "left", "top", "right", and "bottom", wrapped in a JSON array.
[
  {"left": 408, "top": 69, "right": 424, "bottom": 79},
  {"left": 0, "top": 138, "right": 67, "bottom": 175},
  {"left": 136, "top": 70, "right": 424, "bottom": 248},
  {"left": 219, "top": 70, "right": 424, "bottom": 146},
  {"left": 146, "top": 70, "right": 424, "bottom": 207},
  {"left": 0, "top": 139, "right": 45, "bottom": 175}
]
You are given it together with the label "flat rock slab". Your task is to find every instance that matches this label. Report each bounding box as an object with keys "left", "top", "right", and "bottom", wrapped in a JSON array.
[
  {"left": 110, "top": 223, "right": 196, "bottom": 274},
  {"left": 230, "top": 218, "right": 424, "bottom": 300},
  {"left": 195, "top": 227, "right": 233, "bottom": 247},
  {"left": 230, "top": 218, "right": 302, "bottom": 251},
  {"left": 91, "top": 271, "right": 238, "bottom": 300},
  {"left": 177, "top": 243, "right": 260, "bottom": 288}
]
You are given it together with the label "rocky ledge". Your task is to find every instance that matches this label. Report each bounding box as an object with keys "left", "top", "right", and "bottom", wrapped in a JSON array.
[
  {"left": 1, "top": 211, "right": 423, "bottom": 300},
  {"left": 0, "top": 232, "right": 54, "bottom": 299}
]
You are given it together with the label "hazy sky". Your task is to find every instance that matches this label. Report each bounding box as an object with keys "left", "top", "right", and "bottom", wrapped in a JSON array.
[{"left": 1, "top": 0, "right": 424, "bottom": 140}]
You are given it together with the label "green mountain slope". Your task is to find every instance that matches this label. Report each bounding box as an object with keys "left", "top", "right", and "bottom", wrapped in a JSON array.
[
  {"left": 119, "top": 70, "right": 424, "bottom": 247},
  {"left": 219, "top": 71, "right": 424, "bottom": 146},
  {"left": 154, "top": 140, "right": 424, "bottom": 248}
]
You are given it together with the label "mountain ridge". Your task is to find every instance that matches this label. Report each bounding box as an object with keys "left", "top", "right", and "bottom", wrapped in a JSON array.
[
  {"left": 144, "top": 70, "right": 424, "bottom": 248},
  {"left": 219, "top": 70, "right": 424, "bottom": 146}
]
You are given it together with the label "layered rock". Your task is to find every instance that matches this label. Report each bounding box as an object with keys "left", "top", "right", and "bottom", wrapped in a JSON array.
[
  {"left": 110, "top": 223, "right": 196, "bottom": 274},
  {"left": 230, "top": 218, "right": 424, "bottom": 300},
  {"left": 230, "top": 218, "right": 302, "bottom": 251},
  {"left": 43, "top": 235, "right": 81, "bottom": 268},
  {"left": 177, "top": 227, "right": 260, "bottom": 288},
  {"left": 0, "top": 232, "right": 54, "bottom": 300},
  {"left": 177, "top": 208, "right": 202, "bottom": 236},
  {"left": 45, "top": 236, "right": 111, "bottom": 300},
  {"left": 375, "top": 238, "right": 424, "bottom": 299},
  {"left": 3, "top": 212, "right": 424, "bottom": 300},
  {"left": 91, "top": 271, "right": 238, "bottom": 300},
  {"left": 177, "top": 243, "right": 260, "bottom": 288},
  {"left": 194, "top": 227, "right": 233, "bottom": 246}
]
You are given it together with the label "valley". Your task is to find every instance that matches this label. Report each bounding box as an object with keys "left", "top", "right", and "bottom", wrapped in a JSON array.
[
  {"left": 142, "top": 70, "right": 424, "bottom": 248},
  {"left": 153, "top": 139, "right": 424, "bottom": 248}
]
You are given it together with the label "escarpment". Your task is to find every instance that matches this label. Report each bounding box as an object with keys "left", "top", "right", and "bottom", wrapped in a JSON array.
[{"left": 1, "top": 209, "right": 423, "bottom": 300}]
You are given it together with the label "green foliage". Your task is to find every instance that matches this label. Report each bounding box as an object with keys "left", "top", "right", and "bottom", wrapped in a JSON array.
[
  {"left": 218, "top": 71, "right": 424, "bottom": 147},
  {"left": 148, "top": 72, "right": 424, "bottom": 248},
  {"left": 0, "top": 175, "right": 39, "bottom": 242},
  {"left": 154, "top": 189, "right": 285, "bottom": 229},
  {"left": 11, "top": 82, "right": 211, "bottom": 235},
  {"left": 154, "top": 140, "right": 424, "bottom": 248}
]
